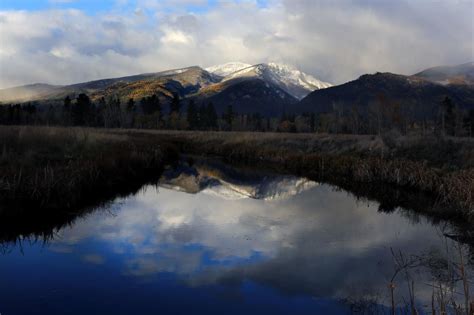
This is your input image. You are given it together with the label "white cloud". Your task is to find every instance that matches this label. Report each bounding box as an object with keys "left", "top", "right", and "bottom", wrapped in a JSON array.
[
  {"left": 0, "top": 0, "right": 472, "bottom": 88},
  {"left": 160, "top": 28, "right": 193, "bottom": 45}
]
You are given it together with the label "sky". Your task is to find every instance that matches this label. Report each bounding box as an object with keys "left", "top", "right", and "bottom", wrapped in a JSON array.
[{"left": 0, "top": 0, "right": 472, "bottom": 88}]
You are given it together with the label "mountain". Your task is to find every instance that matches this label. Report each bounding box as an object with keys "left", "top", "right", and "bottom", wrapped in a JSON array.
[
  {"left": 0, "top": 83, "right": 61, "bottom": 103},
  {"left": 87, "top": 66, "right": 221, "bottom": 103},
  {"left": 413, "top": 62, "right": 474, "bottom": 85},
  {"left": 0, "top": 62, "right": 329, "bottom": 117},
  {"left": 0, "top": 66, "right": 221, "bottom": 105},
  {"left": 205, "top": 62, "right": 251, "bottom": 77},
  {"left": 4, "top": 62, "right": 472, "bottom": 121},
  {"left": 207, "top": 62, "right": 332, "bottom": 100},
  {"left": 297, "top": 70, "right": 474, "bottom": 120},
  {"left": 191, "top": 77, "right": 298, "bottom": 116},
  {"left": 195, "top": 62, "right": 331, "bottom": 116}
]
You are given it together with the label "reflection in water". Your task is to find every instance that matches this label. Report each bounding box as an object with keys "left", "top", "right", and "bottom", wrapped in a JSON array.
[
  {"left": 0, "top": 162, "right": 471, "bottom": 315},
  {"left": 158, "top": 159, "right": 319, "bottom": 200}
]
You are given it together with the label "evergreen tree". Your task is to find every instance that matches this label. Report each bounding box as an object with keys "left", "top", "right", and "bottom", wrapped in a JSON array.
[
  {"left": 186, "top": 100, "right": 198, "bottom": 130},
  {"left": 310, "top": 113, "right": 316, "bottom": 132},
  {"left": 441, "top": 96, "right": 455, "bottom": 136},
  {"left": 223, "top": 104, "right": 234, "bottom": 130},
  {"left": 64, "top": 96, "right": 71, "bottom": 110},
  {"left": 127, "top": 98, "right": 135, "bottom": 112},
  {"left": 63, "top": 96, "right": 72, "bottom": 125},
  {"left": 73, "top": 93, "right": 93, "bottom": 126},
  {"left": 468, "top": 109, "right": 474, "bottom": 137},
  {"left": 170, "top": 93, "right": 180, "bottom": 114},
  {"left": 94, "top": 97, "right": 106, "bottom": 127},
  {"left": 198, "top": 104, "right": 208, "bottom": 130},
  {"left": 141, "top": 94, "right": 161, "bottom": 117},
  {"left": 125, "top": 98, "right": 136, "bottom": 128},
  {"left": 206, "top": 102, "right": 218, "bottom": 130}
]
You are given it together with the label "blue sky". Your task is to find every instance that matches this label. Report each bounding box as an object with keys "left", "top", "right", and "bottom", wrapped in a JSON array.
[
  {"left": 0, "top": 0, "right": 115, "bottom": 13},
  {"left": 0, "top": 0, "right": 269, "bottom": 14}
]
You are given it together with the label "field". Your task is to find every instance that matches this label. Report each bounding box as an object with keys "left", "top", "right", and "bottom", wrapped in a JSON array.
[{"left": 0, "top": 126, "right": 178, "bottom": 215}]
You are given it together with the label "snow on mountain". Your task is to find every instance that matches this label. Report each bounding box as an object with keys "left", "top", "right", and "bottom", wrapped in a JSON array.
[
  {"left": 209, "top": 62, "right": 332, "bottom": 99},
  {"left": 267, "top": 62, "right": 332, "bottom": 91},
  {"left": 205, "top": 62, "right": 252, "bottom": 77}
]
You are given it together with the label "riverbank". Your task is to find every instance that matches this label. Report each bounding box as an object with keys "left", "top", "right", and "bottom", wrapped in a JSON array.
[
  {"left": 0, "top": 126, "right": 178, "bottom": 216},
  {"left": 123, "top": 130, "right": 474, "bottom": 220}
]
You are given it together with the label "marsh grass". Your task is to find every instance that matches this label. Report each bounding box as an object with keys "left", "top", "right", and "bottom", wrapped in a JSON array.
[{"left": 0, "top": 126, "right": 178, "bottom": 215}]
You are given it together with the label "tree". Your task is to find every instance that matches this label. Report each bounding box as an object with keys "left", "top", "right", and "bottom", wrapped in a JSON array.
[
  {"left": 167, "top": 94, "right": 181, "bottom": 129},
  {"left": 310, "top": 113, "right": 316, "bottom": 132},
  {"left": 252, "top": 113, "right": 263, "bottom": 131},
  {"left": 223, "top": 104, "right": 234, "bottom": 130},
  {"left": 22, "top": 103, "right": 37, "bottom": 125},
  {"left": 126, "top": 98, "right": 135, "bottom": 112},
  {"left": 198, "top": 104, "right": 208, "bottom": 130},
  {"left": 141, "top": 94, "right": 161, "bottom": 116},
  {"left": 170, "top": 93, "right": 180, "bottom": 114},
  {"left": 349, "top": 105, "right": 361, "bottom": 134},
  {"left": 124, "top": 98, "right": 136, "bottom": 128},
  {"left": 469, "top": 109, "right": 474, "bottom": 137},
  {"left": 465, "top": 109, "right": 474, "bottom": 137},
  {"left": 206, "top": 102, "right": 218, "bottom": 130},
  {"left": 186, "top": 100, "right": 198, "bottom": 130},
  {"left": 103, "top": 97, "right": 121, "bottom": 128},
  {"left": 63, "top": 96, "right": 72, "bottom": 125},
  {"left": 73, "top": 93, "right": 93, "bottom": 126},
  {"left": 441, "top": 96, "right": 455, "bottom": 136}
]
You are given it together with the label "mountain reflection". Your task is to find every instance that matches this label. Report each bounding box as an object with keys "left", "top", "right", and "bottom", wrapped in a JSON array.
[
  {"left": 158, "top": 160, "right": 319, "bottom": 200},
  {"left": 47, "top": 175, "right": 463, "bottom": 310}
]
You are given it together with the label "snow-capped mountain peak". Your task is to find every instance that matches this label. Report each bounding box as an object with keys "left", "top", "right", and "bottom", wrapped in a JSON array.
[
  {"left": 205, "top": 62, "right": 252, "bottom": 77},
  {"left": 266, "top": 62, "right": 332, "bottom": 91},
  {"left": 207, "top": 62, "right": 332, "bottom": 99}
]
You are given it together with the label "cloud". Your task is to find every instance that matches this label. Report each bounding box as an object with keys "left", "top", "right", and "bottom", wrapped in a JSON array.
[
  {"left": 49, "top": 180, "right": 453, "bottom": 305},
  {"left": 0, "top": 0, "right": 472, "bottom": 88}
]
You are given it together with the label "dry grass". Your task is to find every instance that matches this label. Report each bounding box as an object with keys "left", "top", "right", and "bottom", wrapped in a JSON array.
[{"left": 0, "top": 126, "right": 178, "bottom": 214}]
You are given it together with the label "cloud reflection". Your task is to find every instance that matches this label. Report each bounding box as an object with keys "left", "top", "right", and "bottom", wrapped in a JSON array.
[{"left": 50, "top": 179, "right": 459, "bottom": 309}]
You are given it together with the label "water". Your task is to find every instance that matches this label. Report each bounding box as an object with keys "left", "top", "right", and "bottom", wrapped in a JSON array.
[{"left": 0, "top": 161, "right": 470, "bottom": 315}]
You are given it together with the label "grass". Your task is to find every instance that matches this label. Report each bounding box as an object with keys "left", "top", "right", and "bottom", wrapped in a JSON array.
[{"left": 0, "top": 126, "right": 178, "bottom": 215}]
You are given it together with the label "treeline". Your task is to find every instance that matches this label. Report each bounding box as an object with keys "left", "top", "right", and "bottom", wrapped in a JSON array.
[
  {"left": 0, "top": 93, "right": 473, "bottom": 136},
  {"left": 0, "top": 93, "right": 221, "bottom": 131}
]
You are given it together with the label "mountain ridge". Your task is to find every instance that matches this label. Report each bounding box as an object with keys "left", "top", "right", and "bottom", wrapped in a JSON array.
[
  {"left": 1, "top": 62, "right": 473, "bottom": 120},
  {"left": 412, "top": 62, "right": 474, "bottom": 85},
  {"left": 207, "top": 62, "right": 332, "bottom": 100},
  {"left": 297, "top": 70, "right": 474, "bottom": 122}
]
